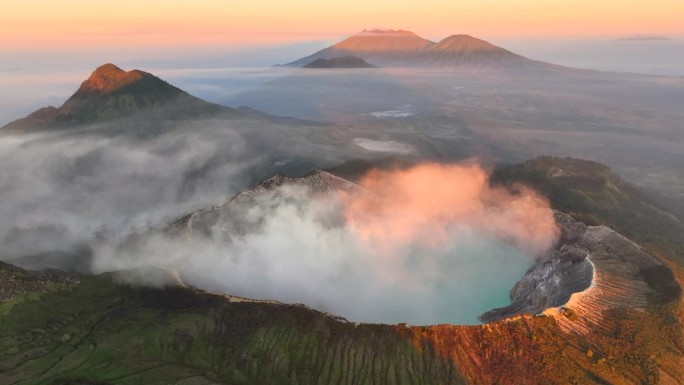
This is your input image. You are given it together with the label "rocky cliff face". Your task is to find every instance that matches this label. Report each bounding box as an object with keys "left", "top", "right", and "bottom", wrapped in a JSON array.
[
  {"left": 398, "top": 212, "right": 682, "bottom": 385},
  {"left": 169, "top": 170, "right": 362, "bottom": 240},
  {"left": 479, "top": 210, "right": 676, "bottom": 325}
]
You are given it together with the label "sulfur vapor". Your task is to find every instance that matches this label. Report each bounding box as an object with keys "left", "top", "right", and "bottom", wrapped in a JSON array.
[
  {"left": 93, "top": 162, "right": 560, "bottom": 325},
  {"left": 343, "top": 163, "right": 559, "bottom": 259}
]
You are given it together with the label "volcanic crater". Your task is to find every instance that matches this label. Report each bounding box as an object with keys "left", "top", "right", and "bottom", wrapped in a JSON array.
[{"left": 164, "top": 170, "right": 675, "bottom": 328}]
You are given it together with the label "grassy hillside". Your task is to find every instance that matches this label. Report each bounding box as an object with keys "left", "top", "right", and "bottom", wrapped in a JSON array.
[{"left": 0, "top": 271, "right": 461, "bottom": 385}]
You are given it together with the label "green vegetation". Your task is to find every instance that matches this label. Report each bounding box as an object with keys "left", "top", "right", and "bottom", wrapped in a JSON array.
[{"left": 0, "top": 272, "right": 461, "bottom": 385}]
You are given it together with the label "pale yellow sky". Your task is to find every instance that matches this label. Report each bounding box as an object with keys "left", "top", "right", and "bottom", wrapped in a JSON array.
[{"left": 3, "top": 0, "right": 683, "bottom": 48}]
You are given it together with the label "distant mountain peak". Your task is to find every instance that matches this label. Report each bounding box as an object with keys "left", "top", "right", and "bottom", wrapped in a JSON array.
[
  {"left": 77, "top": 63, "right": 146, "bottom": 95},
  {"left": 326, "top": 29, "right": 434, "bottom": 55},
  {"left": 431, "top": 35, "right": 504, "bottom": 52},
  {"left": 358, "top": 29, "right": 418, "bottom": 36},
  {"left": 2, "top": 63, "right": 230, "bottom": 130},
  {"left": 280, "top": 30, "right": 557, "bottom": 70},
  {"left": 93, "top": 63, "right": 125, "bottom": 75}
]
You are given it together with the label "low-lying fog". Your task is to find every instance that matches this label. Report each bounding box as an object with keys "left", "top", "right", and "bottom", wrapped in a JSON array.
[
  {"left": 494, "top": 37, "right": 684, "bottom": 76},
  {"left": 0, "top": 121, "right": 557, "bottom": 324},
  {"left": 3, "top": 37, "right": 683, "bottom": 125}
]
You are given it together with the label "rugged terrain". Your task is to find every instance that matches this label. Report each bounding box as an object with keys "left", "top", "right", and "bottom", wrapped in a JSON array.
[
  {"left": 168, "top": 170, "right": 361, "bottom": 240},
  {"left": 1, "top": 157, "right": 682, "bottom": 384},
  {"left": 170, "top": 168, "right": 681, "bottom": 327},
  {"left": 480, "top": 210, "right": 679, "bottom": 323}
]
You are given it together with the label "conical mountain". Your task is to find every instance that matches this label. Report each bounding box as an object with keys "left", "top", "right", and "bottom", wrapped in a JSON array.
[
  {"left": 282, "top": 29, "right": 434, "bottom": 67},
  {"left": 420, "top": 34, "right": 543, "bottom": 68},
  {"left": 429, "top": 34, "right": 505, "bottom": 52},
  {"left": 2, "top": 64, "right": 229, "bottom": 130}
]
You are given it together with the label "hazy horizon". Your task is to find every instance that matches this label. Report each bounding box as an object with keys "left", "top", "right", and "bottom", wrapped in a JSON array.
[
  {"left": 5, "top": 0, "right": 683, "bottom": 125},
  {"left": 2, "top": 34, "right": 683, "bottom": 126}
]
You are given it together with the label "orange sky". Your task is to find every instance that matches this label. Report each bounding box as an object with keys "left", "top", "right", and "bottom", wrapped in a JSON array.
[{"left": 3, "top": 0, "right": 683, "bottom": 49}]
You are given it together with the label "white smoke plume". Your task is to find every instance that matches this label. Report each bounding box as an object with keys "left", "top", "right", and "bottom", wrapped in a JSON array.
[{"left": 93, "top": 163, "right": 559, "bottom": 325}]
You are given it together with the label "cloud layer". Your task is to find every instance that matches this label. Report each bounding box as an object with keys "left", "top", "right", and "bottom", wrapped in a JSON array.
[{"left": 0, "top": 123, "right": 258, "bottom": 259}]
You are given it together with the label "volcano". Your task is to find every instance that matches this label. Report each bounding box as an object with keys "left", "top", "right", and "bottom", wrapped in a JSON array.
[
  {"left": 171, "top": 169, "right": 677, "bottom": 323},
  {"left": 420, "top": 34, "right": 545, "bottom": 68},
  {"left": 282, "top": 29, "right": 558, "bottom": 70},
  {"left": 1, "top": 158, "right": 683, "bottom": 384},
  {"left": 285, "top": 29, "right": 433, "bottom": 68},
  {"left": 1, "top": 64, "right": 230, "bottom": 130}
]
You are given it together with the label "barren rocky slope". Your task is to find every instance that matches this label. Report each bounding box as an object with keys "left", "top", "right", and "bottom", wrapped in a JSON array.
[
  {"left": 169, "top": 170, "right": 361, "bottom": 239},
  {"left": 480, "top": 211, "right": 678, "bottom": 325}
]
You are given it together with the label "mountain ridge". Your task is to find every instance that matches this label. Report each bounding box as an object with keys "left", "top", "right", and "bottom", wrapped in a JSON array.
[{"left": 282, "top": 30, "right": 559, "bottom": 69}]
